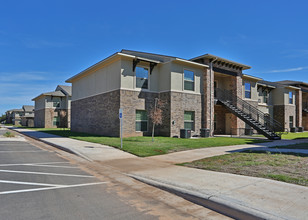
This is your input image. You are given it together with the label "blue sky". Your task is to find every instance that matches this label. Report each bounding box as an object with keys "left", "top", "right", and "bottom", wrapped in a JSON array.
[{"left": 1, "top": 0, "right": 308, "bottom": 115}]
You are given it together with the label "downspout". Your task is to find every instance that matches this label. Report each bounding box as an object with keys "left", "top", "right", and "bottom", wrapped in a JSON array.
[{"left": 209, "top": 58, "right": 217, "bottom": 136}]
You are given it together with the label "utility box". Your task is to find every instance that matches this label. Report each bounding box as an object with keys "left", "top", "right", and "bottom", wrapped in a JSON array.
[
  {"left": 200, "top": 128, "right": 210, "bottom": 137},
  {"left": 180, "top": 129, "right": 191, "bottom": 138},
  {"left": 290, "top": 127, "right": 297, "bottom": 133}
]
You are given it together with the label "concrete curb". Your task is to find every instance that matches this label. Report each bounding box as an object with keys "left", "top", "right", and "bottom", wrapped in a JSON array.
[
  {"left": 128, "top": 174, "right": 285, "bottom": 220},
  {"left": 8, "top": 127, "right": 93, "bottom": 162}
]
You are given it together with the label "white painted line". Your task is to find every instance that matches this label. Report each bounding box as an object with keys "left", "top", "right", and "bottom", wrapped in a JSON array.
[
  {"left": 0, "top": 182, "right": 108, "bottom": 195},
  {"left": 0, "top": 162, "right": 70, "bottom": 167},
  {"left": 0, "top": 180, "right": 65, "bottom": 187},
  {"left": 1, "top": 150, "right": 44, "bottom": 153},
  {"left": 0, "top": 169, "right": 95, "bottom": 178},
  {"left": 23, "top": 164, "right": 78, "bottom": 169}
]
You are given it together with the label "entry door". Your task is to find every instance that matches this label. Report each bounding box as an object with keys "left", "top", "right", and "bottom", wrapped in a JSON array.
[{"left": 225, "top": 113, "right": 232, "bottom": 134}]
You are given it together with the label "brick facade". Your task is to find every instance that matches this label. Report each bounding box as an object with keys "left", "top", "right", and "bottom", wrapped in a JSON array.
[
  {"left": 71, "top": 89, "right": 203, "bottom": 137},
  {"left": 71, "top": 90, "right": 120, "bottom": 136},
  {"left": 296, "top": 90, "right": 303, "bottom": 127},
  {"left": 274, "top": 105, "right": 296, "bottom": 131}
]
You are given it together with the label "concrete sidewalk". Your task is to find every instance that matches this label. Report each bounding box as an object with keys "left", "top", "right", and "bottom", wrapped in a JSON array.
[{"left": 9, "top": 127, "right": 308, "bottom": 220}]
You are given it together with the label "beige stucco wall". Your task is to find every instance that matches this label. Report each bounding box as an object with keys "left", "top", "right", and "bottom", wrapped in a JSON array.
[
  {"left": 72, "top": 59, "right": 121, "bottom": 101},
  {"left": 272, "top": 87, "right": 296, "bottom": 106},
  {"left": 34, "top": 97, "right": 45, "bottom": 110},
  {"left": 242, "top": 78, "right": 258, "bottom": 101},
  {"left": 120, "top": 58, "right": 161, "bottom": 92},
  {"left": 170, "top": 61, "right": 203, "bottom": 94}
]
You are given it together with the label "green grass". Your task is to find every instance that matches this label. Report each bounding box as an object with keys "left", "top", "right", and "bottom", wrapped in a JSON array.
[
  {"left": 25, "top": 128, "right": 269, "bottom": 157},
  {"left": 281, "top": 132, "right": 308, "bottom": 140},
  {"left": 270, "top": 143, "right": 308, "bottom": 149},
  {"left": 3, "top": 131, "right": 15, "bottom": 137},
  {"left": 181, "top": 151, "right": 308, "bottom": 186}
]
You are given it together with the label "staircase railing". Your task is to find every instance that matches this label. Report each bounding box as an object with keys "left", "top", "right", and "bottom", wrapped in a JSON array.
[{"left": 215, "top": 88, "right": 285, "bottom": 136}]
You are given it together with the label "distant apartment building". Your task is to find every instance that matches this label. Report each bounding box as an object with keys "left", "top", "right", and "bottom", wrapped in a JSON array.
[
  {"left": 20, "top": 105, "right": 35, "bottom": 127},
  {"left": 5, "top": 109, "right": 23, "bottom": 126},
  {"left": 32, "top": 85, "right": 71, "bottom": 128}
]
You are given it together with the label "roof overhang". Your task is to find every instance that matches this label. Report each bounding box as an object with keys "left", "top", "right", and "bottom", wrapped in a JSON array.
[
  {"left": 257, "top": 83, "right": 276, "bottom": 89},
  {"left": 243, "top": 74, "right": 262, "bottom": 81},
  {"left": 286, "top": 85, "right": 301, "bottom": 90},
  {"left": 190, "top": 54, "right": 251, "bottom": 70},
  {"left": 174, "top": 58, "right": 209, "bottom": 68}
]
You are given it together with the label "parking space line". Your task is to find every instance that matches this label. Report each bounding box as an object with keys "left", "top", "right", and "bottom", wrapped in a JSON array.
[
  {"left": 23, "top": 164, "right": 78, "bottom": 169},
  {"left": 0, "top": 151, "right": 44, "bottom": 153},
  {"left": 0, "top": 180, "right": 65, "bottom": 187},
  {"left": 0, "top": 182, "right": 108, "bottom": 195},
  {"left": 0, "top": 169, "right": 95, "bottom": 178},
  {"left": 0, "top": 162, "right": 70, "bottom": 167}
]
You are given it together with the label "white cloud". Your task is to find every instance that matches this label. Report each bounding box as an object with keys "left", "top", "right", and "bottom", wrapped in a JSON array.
[
  {"left": 264, "top": 66, "right": 308, "bottom": 73},
  {"left": 0, "top": 71, "right": 49, "bottom": 81},
  {"left": 23, "top": 40, "right": 73, "bottom": 49}
]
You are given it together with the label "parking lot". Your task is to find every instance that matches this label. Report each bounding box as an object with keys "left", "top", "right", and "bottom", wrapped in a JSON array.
[{"left": 0, "top": 139, "right": 156, "bottom": 220}]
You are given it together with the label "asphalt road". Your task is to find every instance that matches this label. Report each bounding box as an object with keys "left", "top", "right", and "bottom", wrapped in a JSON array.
[{"left": 0, "top": 140, "right": 156, "bottom": 220}]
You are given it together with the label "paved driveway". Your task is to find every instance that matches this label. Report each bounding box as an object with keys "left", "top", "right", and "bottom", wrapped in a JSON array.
[{"left": 0, "top": 141, "right": 156, "bottom": 220}]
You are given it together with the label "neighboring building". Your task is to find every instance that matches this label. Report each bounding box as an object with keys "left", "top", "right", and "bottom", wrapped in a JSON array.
[
  {"left": 275, "top": 80, "right": 308, "bottom": 130},
  {"left": 5, "top": 110, "right": 13, "bottom": 124},
  {"left": 65, "top": 49, "right": 306, "bottom": 139},
  {"left": 7, "top": 109, "right": 24, "bottom": 126},
  {"left": 32, "top": 85, "right": 72, "bottom": 128},
  {"left": 20, "top": 105, "right": 35, "bottom": 127}
]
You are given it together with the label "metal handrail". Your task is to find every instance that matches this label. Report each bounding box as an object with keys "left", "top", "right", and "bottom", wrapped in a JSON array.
[{"left": 215, "top": 88, "right": 284, "bottom": 136}]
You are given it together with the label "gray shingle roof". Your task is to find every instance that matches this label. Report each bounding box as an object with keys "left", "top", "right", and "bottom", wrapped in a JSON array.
[
  {"left": 22, "top": 105, "right": 34, "bottom": 112},
  {"left": 57, "top": 85, "right": 72, "bottom": 96}
]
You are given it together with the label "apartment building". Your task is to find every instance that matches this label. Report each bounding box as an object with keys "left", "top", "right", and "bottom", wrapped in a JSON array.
[
  {"left": 5, "top": 109, "right": 23, "bottom": 126},
  {"left": 20, "top": 105, "right": 35, "bottom": 127},
  {"left": 65, "top": 50, "right": 306, "bottom": 139},
  {"left": 32, "top": 85, "right": 72, "bottom": 128}
]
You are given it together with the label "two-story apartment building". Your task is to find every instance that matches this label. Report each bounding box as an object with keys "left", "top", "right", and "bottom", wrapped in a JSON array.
[
  {"left": 32, "top": 85, "right": 72, "bottom": 128},
  {"left": 20, "top": 105, "right": 35, "bottom": 127},
  {"left": 65, "top": 49, "right": 306, "bottom": 139}
]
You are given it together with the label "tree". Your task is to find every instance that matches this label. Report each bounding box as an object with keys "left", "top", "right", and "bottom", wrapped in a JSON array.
[{"left": 149, "top": 98, "right": 165, "bottom": 142}]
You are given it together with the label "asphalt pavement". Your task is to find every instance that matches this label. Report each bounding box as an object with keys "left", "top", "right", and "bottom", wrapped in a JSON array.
[{"left": 0, "top": 140, "right": 156, "bottom": 220}]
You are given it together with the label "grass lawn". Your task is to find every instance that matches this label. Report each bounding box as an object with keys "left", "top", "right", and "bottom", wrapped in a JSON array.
[
  {"left": 281, "top": 132, "right": 308, "bottom": 140},
  {"left": 24, "top": 128, "right": 269, "bottom": 157},
  {"left": 181, "top": 151, "right": 308, "bottom": 186},
  {"left": 270, "top": 143, "right": 308, "bottom": 149}
]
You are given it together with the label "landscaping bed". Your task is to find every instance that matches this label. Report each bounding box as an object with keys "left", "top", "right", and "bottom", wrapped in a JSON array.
[
  {"left": 181, "top": 151, "right": 308, "bottom": 186},
  {"left": 23, "top": 128, "right": 269, "bottom": 157}
]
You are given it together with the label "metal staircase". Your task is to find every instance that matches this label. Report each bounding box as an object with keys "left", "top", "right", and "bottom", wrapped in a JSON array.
[{"left": 215, "top": 88, "right": 284, "bottom": 140}]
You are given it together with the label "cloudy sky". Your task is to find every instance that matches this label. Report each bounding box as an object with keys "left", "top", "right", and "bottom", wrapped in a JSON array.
[{"left": 1, "top": 0, "right": 308, "bottom": 114}]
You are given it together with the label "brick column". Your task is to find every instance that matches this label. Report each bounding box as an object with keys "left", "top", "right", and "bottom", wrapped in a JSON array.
[
  {"left": 202, "top": 67, "right": 214, "bottom": 136},
  {"left": 296, "top": 90, "right": 302, "bottom": 127},
  {"left": 230, "top": 75, "right": 245, "bottom": 135}
]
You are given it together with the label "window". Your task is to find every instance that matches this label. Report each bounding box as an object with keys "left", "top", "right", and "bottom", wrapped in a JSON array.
[
  {"left": 136, "top": 110, "right": 147, "bottom": 132},
  {"left": 289, "top": 91, "right": 293, "bottom": 104},
  {"left": 53, "top": 116, "right": 59, "bottom": 126},
  {"left": 136, "top": 66, "right": 149, "bottom": 89},
  {"left": 289, "top": 116, "right": 294, "bottom": 128},
  {"left": 53, "top": 98, "right": 60, "bottom": 108},
  {"left": 263, "top": 91, "right": 268, "bottom": 104},
  {"left": 184, "top": 70, "right": 194, "bottom": 91},
  {"left": 184, "top": 111, "right": 194, "bottom": 130},
  {"left": 245, "top": 82, "right": 251, "bottom": 99}
]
